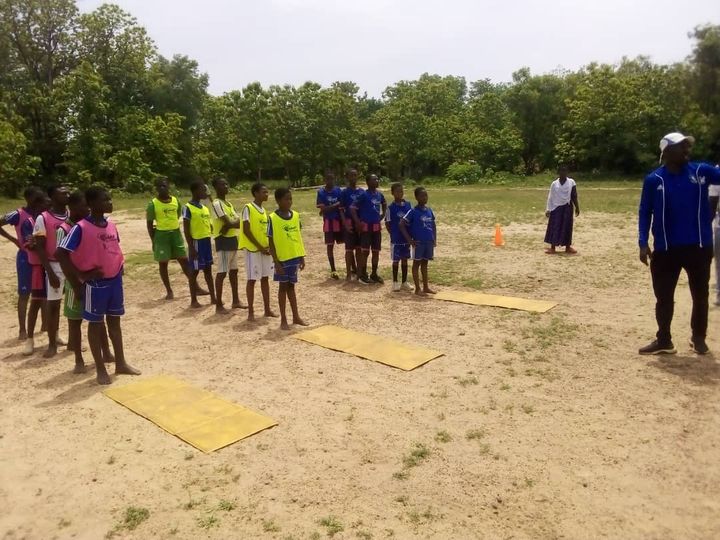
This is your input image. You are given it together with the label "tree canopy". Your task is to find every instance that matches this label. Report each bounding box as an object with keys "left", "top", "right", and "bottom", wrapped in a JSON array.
[{"left": 0, "top": 1, "right": 718, "bottom": 195}]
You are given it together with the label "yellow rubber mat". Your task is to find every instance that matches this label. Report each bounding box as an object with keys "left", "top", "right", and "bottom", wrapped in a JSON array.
[
  {"left": 293, "top": 325, "right": 443, "bottom": 371},
  {"left": 434, "top": 290, "right": 557, "bottom": 313},
  {"left": 103, "top": 375, "right": 277, "bottom": 453}
]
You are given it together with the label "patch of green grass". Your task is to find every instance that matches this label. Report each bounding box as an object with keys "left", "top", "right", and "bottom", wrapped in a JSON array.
[
  {"left": 392, "top": 471, "right": 409, "bottom": 480},
  {"left": 500, "top": 383, "right": 511, "bottom": 391},
  {"left": 394, "top": 495, "right": 409, "bottom": 505},
  {"left": 262, "top": 519, "right": 281, "bottom": 532},
  {"left": 356, "top": 531, "right": 373, "bottom": 539},
  {"left": 183, "top": 495, "right": 206, "bottom": 510},
  {"left": 217, "top": 499, "right": 236, "bottom": 511},
  {"left": 525, "top": 317, "right": 580, "bottom": 349},
  {"left": 196, "top": 514, "right": 220, "bottom": 529},
  {"left": 456, "top": 375, "right": 479, "bottom": 387},
  {"left": 401, "top": 443, "right": 431, "bottom": 468},
  {"left": 107, "top": 506, "right": 150, "bottom": 537},
  {"left": 123, "top": 251, "right": 155, "bottom": 271},
  {"left": 434, "top": 430, "right": 452, "bottom": 443},
  {"left": 214, "top": 464, "right": 233, "bottom": 475},
  {"left": 319, "top": 516, "right": 344, "bottom": 537},
  {"left": 466, "top": 428, "right": 485, "bottom": 440}
]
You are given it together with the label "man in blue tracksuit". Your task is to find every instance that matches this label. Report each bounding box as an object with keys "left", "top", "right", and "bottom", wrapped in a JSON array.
[{"left": 638, "top": 132, "right": 720, "bottom": 356}]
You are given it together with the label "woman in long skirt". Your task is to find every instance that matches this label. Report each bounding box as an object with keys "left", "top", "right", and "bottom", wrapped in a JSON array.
[{"left": 544, "top": 165, "right": 580, "bottom": 254}]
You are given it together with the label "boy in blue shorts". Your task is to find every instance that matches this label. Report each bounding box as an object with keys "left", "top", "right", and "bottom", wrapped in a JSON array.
[
  {"left": 400, "top": 186, "right": 437, "bottom": 296},
  {"left": 316, "top": 170, "right": 344, "bottom": 279},
  {"left": 268, "top": 188, "right": 309, "bottom": 331},
  {"left": 339, "top": 168, "right": 364, "bottom": 281},
  {"left": 350, "top": 174, "right": 387, "bottom": 284},
  {"left": 385, "top": 183, "right": 413, "bottom": 292},
  {"left": 56, "top": 187, "right": 140, "bottom": 385},
  {"left": 0, "top": 186, "right": 45, "bottom": 341},
  {"left": 183, "top": 180, "right": 217, "bottom": 308}
]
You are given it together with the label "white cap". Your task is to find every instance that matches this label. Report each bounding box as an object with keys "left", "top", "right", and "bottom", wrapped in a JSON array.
[{"left": 659, "top": 132, "right": 695, "bottom": 153}]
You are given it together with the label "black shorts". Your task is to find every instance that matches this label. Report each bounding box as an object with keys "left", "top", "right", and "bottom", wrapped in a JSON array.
[
  {"left": 360, "top": 231, "right": 382, "bottom": 252},
  {"left": 344, "top": 228, "right": 361, "bottom": 251},
  {"left": 324, "top": 231, "right": 344, "bottom": 245}
]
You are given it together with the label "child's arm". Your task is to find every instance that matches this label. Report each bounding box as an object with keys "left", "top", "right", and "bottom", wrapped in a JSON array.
[
  {"left": 37, "top": 234, "right": 60, "bottom": 288},
  {"left": 0, "top": 219, "right": 20, "bottom": 248},
  {"left": 182, "top": 210, "right": 196, "bottom": 260},
  {"left": 243, "top": 220, "right": 268, "bottom": 254},
  {"left": 380, "top": 197, "right": 387, "bottom": 221},
  {"left": 56, "top": 248, "right": 83, "bottom": 298},
  {"left": 146, "top": 202, "right": 155, "bottom": 242},
  {"left": 299, "top": 256, "right": 305, "bottom": 270},
  {"left": 384, "top": 211, "right": 391, "bottom": 235},
  {"left": 268, "top": 236, "right": 284, "bottom": 274},
  {"left": 571, "top": 185, "right": 580, "bottom": 216},
  {"left": 433, "top": 212, "right": 437, "bottom": 247},
  {"left": 399, "top": 218, "right": 415, "bottom": 247}
]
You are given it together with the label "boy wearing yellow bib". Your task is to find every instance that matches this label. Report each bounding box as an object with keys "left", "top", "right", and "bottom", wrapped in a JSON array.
[
  {"left": 211, "top": 178, "right": 245, "bottom": 313},
  {"left": 182, "top": 180, "right": 216, "bottom": 308},
  {"left": 268, "top": 188, "right": 309, "bottom": 330},
  {"left": 241, "top": 183, "right": 278, "bottom": 322},
  {"left": 146, "top": 177, "right": 193, "bottom": 300}
]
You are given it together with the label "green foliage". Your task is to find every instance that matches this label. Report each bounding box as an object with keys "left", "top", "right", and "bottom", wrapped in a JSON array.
[{"left": 445, "top": 162, "right": 484, "bottom": 185}]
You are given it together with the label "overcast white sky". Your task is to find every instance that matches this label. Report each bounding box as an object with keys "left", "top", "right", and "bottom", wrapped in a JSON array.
[{"left": 78, "top": 0, "right": 719, "bottom": 97}]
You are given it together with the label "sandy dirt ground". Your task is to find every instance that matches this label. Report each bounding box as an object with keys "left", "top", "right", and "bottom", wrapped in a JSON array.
[{"left": 1, "top": 195, "right": 719, "bottom": 540}]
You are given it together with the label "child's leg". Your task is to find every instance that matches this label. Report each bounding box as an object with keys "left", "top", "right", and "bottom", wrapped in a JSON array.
[
  {"left": 401, "top": 259, "right": 409, "bottom": 283},
  {"left": 106, "top": 315, "right": 140, "bottom": 377},
  {"left": 17, "top": 294, "right": 29, "bottom": 340},
  {"left": 215, "top": 271, "right": 228, "bottom": 312},
  {"left": 412, "top": 260, "right": 422, "bottom": 294},
  {"left": 345, "top": 249, "right": 355, "bottom": 280},
  {"left": 27, "top": 299, "right": 43, "bottom": 339},
  {"left": 100, "top": 324, "right": 114, "bottom": 362},
  {"left": 69, "top": 319, "right": 85, "bottom": 373},
  {"left": 246, "top": 279, "right": 256, "bottom": 320},
  {"left": 203, "top": 267, "right": 216, "bottom": 303},
  {"left": 287, "top": 284, "right": 308, "bottom": 326},
  {"left": 88, "top": 321, "right": 111, "bottom": 384},
  {"left": 189, "top": 269, "right": 201, "bottom": 307},
  {"left": 158, "top": 261, "right": 173, "bottom": 299},
  {"left": 177, "top": 257, "right": 197, "bottom": 296},
  {"left": 261, "top": 277, "right": 275, "bottom": 316},
  {"left": 353, "top": 247, "right": 361, "bottom": 274},
  {"left": 278, "top": 282, "right": 289, "bottom": 330},
  {"left": 371, "top": 250, "right": 380, "bottom": 276},
  {"left": 392, "top": 262, "right": 399, "bottom": 282},
  {"left": 421, "top": 260, "right": 435, "bottom": 293},
  {"left": 44, "top": 299, "right": 62, "bottom": 357},
  {"left": 326, "top": 245, "right": 336, "bottom": 272},
  {"left": 229, "top": 269, "right": 243, "bottom": 307}
]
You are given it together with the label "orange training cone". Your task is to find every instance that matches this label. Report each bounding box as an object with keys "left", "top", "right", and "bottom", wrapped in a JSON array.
[{"left": 493, "top": 223, "right": 505, "bottom": 247}]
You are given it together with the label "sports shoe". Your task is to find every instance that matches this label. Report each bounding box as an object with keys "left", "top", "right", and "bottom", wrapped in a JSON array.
[
  {"left": 23, "top": 338, "right": 34, "bottom": 356},
  {"left": 401, "top": 281, "right": 413, "bottom": 291},
  {"left": 689, "top": 336, "right": 710, "bottom": 355},
  {"left": 392, "top": 281, "right": 401, "bottom": 292},
  {"left": 370, "top": 274, "right": 384, "bottom": 284},
  {"left": 330, "top": 271, "right": 339, "bottom": 280},
  {"left": 638, "top": 339, "right": 676, "bottom": 355},
  {"left": 358, "top": 275, "right": 371, "bottom": 285}
]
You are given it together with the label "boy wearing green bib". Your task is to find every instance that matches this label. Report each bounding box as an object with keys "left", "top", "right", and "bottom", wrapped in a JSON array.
[
  {"left": 268, "top": 188, "right": 309, "bottom": 330},
  {"left": 211, "top": 178, "right": 245, "bottom": 313},
  {"left": 241, "top": 183, "right": 278, "bottom": 322},
  {"left": 146, "top": 178, "right": 193, "bottom": 300},
  {"left": 183, "top": 180, "right": 217, "bottom": 308}
]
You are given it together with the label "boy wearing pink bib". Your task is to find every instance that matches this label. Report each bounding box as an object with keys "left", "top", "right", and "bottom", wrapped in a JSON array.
[{"left": 57, "top": 187, "right": 140, "bottom": 385}]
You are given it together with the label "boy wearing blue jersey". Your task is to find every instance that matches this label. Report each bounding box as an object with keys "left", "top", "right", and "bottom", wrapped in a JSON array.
[
  {"left": 339, "top": 169, "right": 364, "bottom": 281},
  {"left": 400, "top": 186, "right": 437, "bottom": 296},
  {"left": 350, "top": 174, "right": 387, "bottom": 285},
  {"left": 385, "top": 183, "right": 413, "bottom": 292},
  {"left": 316, "top": 170, "right": 343, "bottom": 279}
]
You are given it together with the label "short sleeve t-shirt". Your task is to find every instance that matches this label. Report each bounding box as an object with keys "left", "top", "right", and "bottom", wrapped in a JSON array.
[
  {"left": 316, "top": 187, "right": 343, "bottom": 221},
  {"left": 4, "top": 209, "right": 35, "bottom": 246},
  {"left": 241, "top": 202, "right": 265, "bottom": 222},
  {"left": 403, "top": 206, "right": 436, "bottom": 242},
  {"left": 351, "top": 190, "right": 386, "bottom": 224},
  {"left": 386, "top": 200, "right": 413, "bottom": 244},
  {"left": 59, "top": 216, "right": 111, "bottom": 252},
  {"left": 340, "top": 187, "right": 364, "bottom": 218},
  {"left": 33, "top": 211, "right": 68, "bottom": 237},
  {"left": 146, "top": 198, "right": 182, "bottom": 222}
]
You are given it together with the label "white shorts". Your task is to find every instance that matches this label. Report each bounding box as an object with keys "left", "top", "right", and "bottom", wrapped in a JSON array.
[
  {"left": 46, "top": 261, "right": 65, "bottom": 301},
  {"left": 245, "top": 250, "right": 274, "bottom": 280},
  {"left": 216, "top": 250, "right": 238, "bottom": 274}
]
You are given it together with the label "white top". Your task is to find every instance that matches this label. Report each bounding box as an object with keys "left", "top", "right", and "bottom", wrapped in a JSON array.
[
  {"left": 242, "top": 202, "right": 265, "bottom": 221},
  {"left": 546, "top": 177, "right": 576, "bottom": 212},
  {"left": 33, "top": 211, "right": 68, "bottom": 236}
]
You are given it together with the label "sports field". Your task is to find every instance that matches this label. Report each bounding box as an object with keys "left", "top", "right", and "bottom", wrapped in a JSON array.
[{"left": 1, "top": 182, "right": 718, "bottom": 539}]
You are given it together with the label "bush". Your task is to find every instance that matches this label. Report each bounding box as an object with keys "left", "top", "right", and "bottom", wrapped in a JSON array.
[{"left": 445, "top": 162, "right": 484, "bottom": 185}]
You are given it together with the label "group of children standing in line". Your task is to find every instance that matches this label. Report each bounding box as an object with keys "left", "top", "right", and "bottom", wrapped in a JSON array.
[{"left": 0, "top": 169, "right": 437, "bottom": 385}]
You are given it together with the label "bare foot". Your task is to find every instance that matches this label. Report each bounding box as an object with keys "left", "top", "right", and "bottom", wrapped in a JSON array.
[
  {"left": 293, "top": 318, "right": 309, "bottom": 326},
  {"left": 96, "top": 370, "right": 112, "bottom": 385},
  {"left": 216, "top": 305, "right": 231, "bottom": 315},
  {"left": 280, "top": 320, "right": 291, "bottom": 330},
  {"left": 165, "top": 290, "right": 174, "bottom": 300},
  {"left": 247, "top": 311, "right": 256, "bottom": 322},
  {"left": 190, "top": 301, "right": 202, "bottom": 309},
  {"left": 232, "top": 302, "right": 247, "bottom": 309},
  {"left": 264, "top": 310, "right": 279, "bottom": 318},
  {"left": 73, "top": 363, "right": 86, "bottom": 374},
  {"left": 196, "top": 288, "right": 210, "bottom": 296},
  {"left": 423, "top": 288, "right": 437, "bottom": 294},
  {"left": 415, "top": 289, "right": 427, "bottom": 296},
  {"left": 103, "top": 353, "right": 115, "bottom": 364},
  {"left": 115, "top": 362, "right": 141, "bottom": 376},
  {"left": 18, "top": 330, "right": 27, "bottom": 341},
  {"left": 43, "top": 347, "right": 57, "bottom": 359}
]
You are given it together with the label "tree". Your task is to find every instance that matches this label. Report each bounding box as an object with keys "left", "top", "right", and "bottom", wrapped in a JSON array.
[{"left": 0, "top": 116, "right": 38, "bottom": 196}]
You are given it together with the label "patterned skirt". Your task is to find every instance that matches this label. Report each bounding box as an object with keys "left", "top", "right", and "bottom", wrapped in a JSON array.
[{"left": 544, "top": 203, "right": 574, "bottom": 247}]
